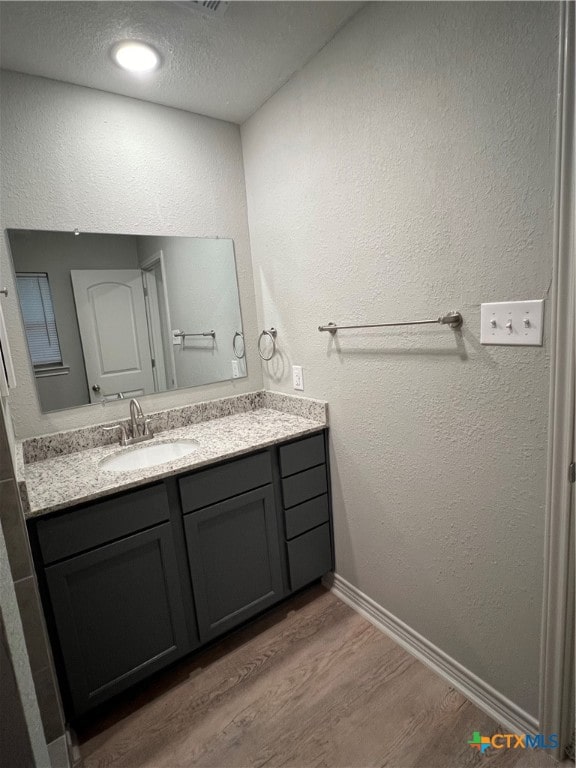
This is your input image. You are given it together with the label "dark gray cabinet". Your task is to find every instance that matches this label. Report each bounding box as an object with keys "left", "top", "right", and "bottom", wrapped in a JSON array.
[
  {"left": 44, "top": 523, "right": 190, "bottom": 715},
  {"left": 30, "top": 430, "right": 333, "bottom": 720},
  {"left": 279, "top": 433, "right": 334, "bottom": 590},
  {"left": 185, "top": 485, "right": 284, "bottom": 642},
  {"left": 35, "top": 482, "right": 171, "bottom": 564},
  {"left": 179, "top": 451, "right": 273, "bottom": 513},
  {"left": 287, "top": 522, "right": 333, "bottom": 591}
]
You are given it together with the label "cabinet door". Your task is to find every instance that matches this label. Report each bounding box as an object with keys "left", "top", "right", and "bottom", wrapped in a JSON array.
[
  {"left": 185, "top": 486, "right": 284, "bottom": 642},
  {"left": 45, "top": 523, "right": 190, "bottom": 716}
]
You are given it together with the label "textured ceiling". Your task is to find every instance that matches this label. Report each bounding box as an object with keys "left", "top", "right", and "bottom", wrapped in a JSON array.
[{"left": 0, "top": 1, "right": 363, "bottom": 124}]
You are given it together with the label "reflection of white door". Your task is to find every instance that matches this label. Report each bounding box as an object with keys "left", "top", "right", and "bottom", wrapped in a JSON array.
[{"left": 71, "top": 270, "right": 155, "bottom": 403}]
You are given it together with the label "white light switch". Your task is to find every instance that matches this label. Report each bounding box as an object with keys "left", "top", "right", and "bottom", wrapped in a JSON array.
[{"left": 480, "top": 300, "right": 544, "bottom": 346}]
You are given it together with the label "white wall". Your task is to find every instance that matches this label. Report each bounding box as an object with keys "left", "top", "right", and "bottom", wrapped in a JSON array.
[
  {"left": 9, "top": 230, "right": 140, "bottom": 411},
  {"left": 242, "top": 2, "right": 558, "bottom": 717},
  {"left": 0, "top": 71, "right": 262, "bottom": 438}
]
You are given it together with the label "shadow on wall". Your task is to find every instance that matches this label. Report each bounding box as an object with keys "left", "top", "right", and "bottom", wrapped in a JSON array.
[
  {"left": 324, "top": 326, "right": 469, "bottom": 360},
  {"left": 321, "top": 314, "right": 500, "bottom": 369},
  {"left": 261, "top": 345, "right": 288, "bottom": 383},
  {"left": 259, "top": 310, "right": 502, "bottom": 383}
]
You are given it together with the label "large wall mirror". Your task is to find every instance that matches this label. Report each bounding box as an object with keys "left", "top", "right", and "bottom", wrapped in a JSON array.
[{"left": 7, "top": 229, "right": 247, "bottom": 413}]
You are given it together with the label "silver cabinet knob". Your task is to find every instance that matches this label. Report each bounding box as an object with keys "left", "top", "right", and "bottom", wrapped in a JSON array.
[
  {"left": 92, "top": 384, "right": 101, "bottom": 392},
  {"left": 0, "top": 288, "right": 7, "bottom": 297}
]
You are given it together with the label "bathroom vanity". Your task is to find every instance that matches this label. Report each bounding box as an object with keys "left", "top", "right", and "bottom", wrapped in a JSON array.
[{"left": 20, "top": 397, "right": 333, "bottom": 720}]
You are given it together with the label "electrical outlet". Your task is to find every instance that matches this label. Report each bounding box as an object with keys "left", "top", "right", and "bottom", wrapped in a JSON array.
[
  {"left": 292, "top": 365, "right": 304, "bottom": 391},
  {"left": 231, "top": 360, "right": 240, "bottom": 378}
]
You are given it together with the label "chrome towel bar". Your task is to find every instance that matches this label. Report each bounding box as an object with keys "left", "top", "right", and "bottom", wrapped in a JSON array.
[
  {"left": 174, "top": 330, "right": 216, "bottom": 339},
  {"left": 318, "top": 311, "right": 463, "bottom": 333}
]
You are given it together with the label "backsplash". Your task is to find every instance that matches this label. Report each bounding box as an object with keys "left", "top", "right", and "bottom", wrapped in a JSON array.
[
  {"left": 263, "top": 391, "right": 327, "bottom": 423},
  {"left": 20, "top": 390, "right": 327, "bottom": 464}
]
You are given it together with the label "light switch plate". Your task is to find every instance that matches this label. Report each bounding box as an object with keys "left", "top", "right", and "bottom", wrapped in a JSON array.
[{"left": 480, "top": 300, "right": 544, "bottom": 346}]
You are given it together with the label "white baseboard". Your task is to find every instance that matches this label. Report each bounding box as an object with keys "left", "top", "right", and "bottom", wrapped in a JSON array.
[{"left": 323, "top": 572, "right": 539, "bottom": 737}]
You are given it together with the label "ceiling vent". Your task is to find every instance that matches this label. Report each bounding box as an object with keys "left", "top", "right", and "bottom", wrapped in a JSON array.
[{"left": 172, "top": 1, "right": 230, "bottom": 18}]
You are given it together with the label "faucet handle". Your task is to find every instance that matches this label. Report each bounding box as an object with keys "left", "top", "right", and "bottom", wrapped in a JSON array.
[
  {"left": 102, "top": 424, "right": 129, "bottom": 445},
  {"left": 142, "top": 418, "right": 154, "bottom": 437}
]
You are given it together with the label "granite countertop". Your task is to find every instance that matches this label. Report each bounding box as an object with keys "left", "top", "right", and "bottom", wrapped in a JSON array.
[{"left": 22, "top": 408, "right": 326, "bottom": 518}]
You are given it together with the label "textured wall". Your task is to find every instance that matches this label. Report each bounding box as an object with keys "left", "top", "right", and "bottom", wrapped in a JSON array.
[
  {"left": 242, "top": 2, "right": 558, "bottom": 716},
  {"left": 0, "top": 71, "right": 262, "bottom": 438}
]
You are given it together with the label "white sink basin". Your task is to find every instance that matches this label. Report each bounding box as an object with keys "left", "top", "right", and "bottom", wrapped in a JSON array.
[{"left": 99, "top": 440, "right": 199, "bottom": 472}]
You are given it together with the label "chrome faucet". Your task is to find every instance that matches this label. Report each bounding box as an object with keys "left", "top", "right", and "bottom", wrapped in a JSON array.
[
  {"left": 130, "top": 398, "right": 145, "bottom": 437},
  {"left": 103, "top": 398, "right": 154, "bottom": 446}
]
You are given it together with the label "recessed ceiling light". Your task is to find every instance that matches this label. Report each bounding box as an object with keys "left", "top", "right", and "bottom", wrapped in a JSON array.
[{"left": 112, "top": 41, "right": 160, "bottom": 74}]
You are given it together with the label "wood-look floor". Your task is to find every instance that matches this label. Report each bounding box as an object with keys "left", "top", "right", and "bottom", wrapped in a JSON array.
[{"left": 77, "top": 585, "right": 558, "bottom": 768}]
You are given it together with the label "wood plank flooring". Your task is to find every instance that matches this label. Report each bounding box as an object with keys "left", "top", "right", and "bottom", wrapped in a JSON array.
[{"left": 77, "top": 585, "right": 558, "bottom": 768}]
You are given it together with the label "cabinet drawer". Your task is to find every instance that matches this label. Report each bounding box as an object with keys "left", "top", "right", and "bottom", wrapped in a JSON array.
[
  {"left": 282, "top": 464, "right": 327, "bottom": 509},
  {"left": 37, "top": 483, "right": 170, "bottom": 565},
  {"left": 287, "top": 523, "right": 333, "bottom": 591},
  {"left": 279, "top": 433, "right": 325, "bottom": 478},
  {"left": 284, "top": 494, "right": 330, "bottom": 540},
  {"left": 179, "top": 451, "right": 272, "bottom": 514}
]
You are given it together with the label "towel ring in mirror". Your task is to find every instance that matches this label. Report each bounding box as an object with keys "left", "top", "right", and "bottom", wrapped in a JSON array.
[
  {"left": 258, "top": 328, "right": 277, "bottom": 361},
  {"left": 233, "top": 331, "right": 245, "bottom": 359}
]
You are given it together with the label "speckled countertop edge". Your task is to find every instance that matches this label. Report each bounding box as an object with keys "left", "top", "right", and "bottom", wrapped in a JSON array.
[
  {"left": 22, "top": 408, "right": 327, "bottom": 519},
  {"left": 19, "top": 390, "right": 328, "bottom": 465}
]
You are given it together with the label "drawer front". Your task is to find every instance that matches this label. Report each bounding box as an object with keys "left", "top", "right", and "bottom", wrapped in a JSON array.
[
  {"left": 179, "top": 451, "right": 272, "bottom": 514},
  {"left": 37, "top": 483, "right": 170, "bottom": 565},
  {"left": 284, "top": 494, "right": 330, "bottom": 540},
  {"left": 279, "top": 433, "right": 325, "bottom": 478},
  {"left": 282, "top": 464, "right": 327, "bottom": 509},
  {"left": 287, "top": 523, "right": 333, "bottom": 591}
]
